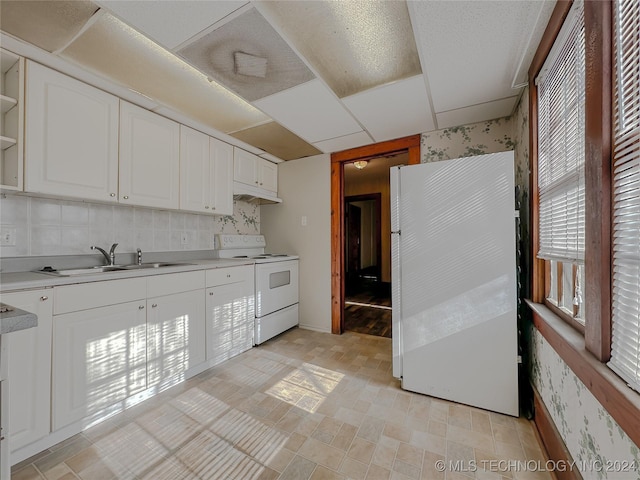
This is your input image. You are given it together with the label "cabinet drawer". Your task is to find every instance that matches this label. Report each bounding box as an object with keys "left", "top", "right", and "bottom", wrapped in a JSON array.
[
  {"left": 206, "top": 265, "right": 253, "bottom": 288},
  {"left": 147, "top": 270, "right": 205, "bottom": 298},
  {"left": 54, "top": 278, "right": 146, "bottom": 315}
]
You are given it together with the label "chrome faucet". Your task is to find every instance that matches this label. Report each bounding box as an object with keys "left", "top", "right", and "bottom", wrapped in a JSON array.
[
  {"left": 91, "top": 243, "right": 118, "bottom": 265},
  {"left": 137, "top": 248, "right": 143, "bottom": 265}
]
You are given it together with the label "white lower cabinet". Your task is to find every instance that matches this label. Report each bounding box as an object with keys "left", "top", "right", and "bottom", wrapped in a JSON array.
[
  {"left": 2, "top": 290, "right": 52, "bottom": 453},
  {"left": 206, "top": 265, "right": 254, "bottom": 366},
  {"left": 52, "top": 300, "right": 147, "bottom": 430},
  {"left": 147, "top": 289, "right": 205, "bottom": 387},
  {"left": 52, "top": 278, "right": 147, "bottom": 431}
]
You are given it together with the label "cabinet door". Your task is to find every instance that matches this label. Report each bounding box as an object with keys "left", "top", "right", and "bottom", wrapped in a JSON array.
[
  {"left": 210, "top": 138, "right": 233, "bottom": 216},
  {"left": 147, "top": 289, "right": 206, "bottom": 387},
  {"left": 2, "top": 290, "right": 52, "bottom": 451},
  {"left": 233, "top": 148, "right": 258, "bottom": 186},
  {"left": 25, "top": 61, "right": 119, "bottom": 202},
  {"left": 206, "top": 278, "right": 254, "bottom": 366},
  {"left": 52, "top": 301, "right": 147, "bottom": 430},
  {"left": 258, "top": 159, "right": 278, "bottom": 193},
  {"left": 179, "top": 125, "right": 210, "bottom": 214},
  {"left": 119, "top": 101, "right": 180, "bottom": 209}
]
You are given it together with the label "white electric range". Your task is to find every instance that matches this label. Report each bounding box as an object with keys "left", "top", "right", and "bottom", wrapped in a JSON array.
[{"left": 214, "top": 234, "right": 299, "bottom": 345}]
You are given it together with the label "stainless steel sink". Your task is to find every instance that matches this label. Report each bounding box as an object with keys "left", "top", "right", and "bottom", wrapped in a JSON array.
[
  {"left": 37, "top": 262, "right": 193, "bottom": 276},
  {"left": 121, "top": 262, "right": 194, "bottom": 270},
  {"left": 38, "top": 265, "right": 127, "bottom": 276}
]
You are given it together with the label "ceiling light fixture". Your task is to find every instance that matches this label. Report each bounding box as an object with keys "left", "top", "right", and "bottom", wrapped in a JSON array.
[
  {"left": 353, "top": 160, "right": 368, "bottom": 170},
  {"left": 234, "top": 51, "right": 268, "bottom": 78}
]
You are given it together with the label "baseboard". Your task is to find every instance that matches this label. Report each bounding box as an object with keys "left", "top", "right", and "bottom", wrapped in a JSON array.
[{"left": 533, "top": 386, "right": 583, "bottom": 480}]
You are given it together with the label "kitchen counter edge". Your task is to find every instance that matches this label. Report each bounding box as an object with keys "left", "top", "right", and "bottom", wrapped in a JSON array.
[{"left": 0, "top": 258, "right": 255, "bottom": 293}]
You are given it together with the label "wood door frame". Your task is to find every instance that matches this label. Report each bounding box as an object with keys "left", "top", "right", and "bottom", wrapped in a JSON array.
[
  {"left": 330, "top": 135, "right": 421, "bottom": 334},
  {"left": 345, "top": 193, "right": 383, "bottom": 281}
]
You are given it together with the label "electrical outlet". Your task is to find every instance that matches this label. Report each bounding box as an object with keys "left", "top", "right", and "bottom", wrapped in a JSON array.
[
  {"left": 181, "top": 233, "right": 188, "bottom": 245},
  {"left": 0, "top": 227, "right": 16, "bottom": 246},
  {"left": 301, "top": 215, "right": 308, "bottom": 226}
]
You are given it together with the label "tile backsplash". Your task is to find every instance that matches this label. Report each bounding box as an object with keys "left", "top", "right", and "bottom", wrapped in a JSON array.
[{"left": 0, "top": 194, "right": 260, "bottom": 257}]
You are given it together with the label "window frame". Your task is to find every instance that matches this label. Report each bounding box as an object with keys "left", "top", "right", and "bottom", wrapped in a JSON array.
[{"left": 529, "top": 0, "right": 640, "bottom": 449}]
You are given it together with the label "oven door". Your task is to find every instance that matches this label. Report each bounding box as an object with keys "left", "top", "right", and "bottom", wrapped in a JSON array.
[{"left": 255, "top": 259, "right": 299, "bottom": 318}]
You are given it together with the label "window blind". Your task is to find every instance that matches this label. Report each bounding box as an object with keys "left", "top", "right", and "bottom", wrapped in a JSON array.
[
  {"left": 609, "top": 0, "right": 640, "bottom": 393},
  {"left": 536, "top": 0, "right": 585, "bottom": 263}
]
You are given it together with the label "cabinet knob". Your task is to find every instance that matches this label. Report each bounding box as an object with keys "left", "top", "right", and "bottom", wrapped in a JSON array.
[
  {"left": 212, "top": 207, "right": 216, "bottom": 210},
  {"left": 152, "top": 303, "right": 158, "bottom": 308},
  {"left": 139, "top": 305, "right": 144, "bottom": 310},
  {"left": 110, "top": 193, "right": 116, "bottom": 197},
  {"left": 209, "top": 292, "right": 214, "bottom": 296},
  {"left": 40, "top": 296, "right": 48, "bottom": 301},
  {"left": 123, "top": 195, "right": 129, "bottom": 200},
  {"left": 255, "top": 181, "right": 259, "bottom": 184},
  {"left": 259, "top": 182, "right": 263, "bottom": 186},
  {"left": 227, "top": 274, "right": 231, "bottom": 278},
  {"left": 205, "top": 206, "right": 209, "bottom": 209}
]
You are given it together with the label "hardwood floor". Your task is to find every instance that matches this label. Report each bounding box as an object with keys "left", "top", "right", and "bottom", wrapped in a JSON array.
[{"left": 344, "top": 277, "right": 391, "bottom": 338}]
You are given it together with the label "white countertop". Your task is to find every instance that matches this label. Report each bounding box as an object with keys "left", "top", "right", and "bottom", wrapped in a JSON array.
[{"left": 0, "top": 258, "right": 255, "bottom": 293}]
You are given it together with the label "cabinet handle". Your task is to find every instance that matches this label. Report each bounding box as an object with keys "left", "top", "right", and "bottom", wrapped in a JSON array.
[
  {"left": 110, "top": 193, "right": 116, "bottom": 197},
  {"left": 139, "top": 305, "right": 144, "bottom": 310},
  {"left": 152, "top": 303, "right": 158, "bottom": 308},
  {"left": 205, "top": 206, "right": 209, "bottom": 209},
  {"left": 212, "top": 207, "right": 216, "bottom": 210},
  {"left": 123, "top": 195, "right": 129, "bottom": 200},
  {"left": 227, "top": 274, "right": 231, "bottom": 278},
  {"left": 209, "top": 292, "right": 214, "bottom": 296},
  {"left": 40, "top": 296, "right": 48, "bottom": 301}
]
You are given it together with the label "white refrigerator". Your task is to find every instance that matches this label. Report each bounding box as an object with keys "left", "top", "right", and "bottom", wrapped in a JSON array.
[{"left": 390, "top": 151, "right": 519, "bottom": 417}]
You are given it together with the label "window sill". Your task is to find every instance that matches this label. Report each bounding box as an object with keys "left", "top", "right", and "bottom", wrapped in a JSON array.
[{"left": 526, "top": 300, "right": 640, "bottom": 448}]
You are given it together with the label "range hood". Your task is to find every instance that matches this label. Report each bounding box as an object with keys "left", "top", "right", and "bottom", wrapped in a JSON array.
[{"left": 233, "top": 182, "right": 282, "bottom": 204}]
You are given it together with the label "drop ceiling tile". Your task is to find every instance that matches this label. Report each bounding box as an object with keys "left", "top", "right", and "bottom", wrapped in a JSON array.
[
  {"left": 312, "top": 131, "right": 373, "bottom": 155},
  {"left": 0, "top": 0, "right": 98, "bottom": 53},
  {"left": 177, "top": 7, "right": 315, "bottom": 102},
  {"left": 254, "top": 79, "right": 363, "bottom": 144},
  {"left": 343, "top": 75, "right": 435, "bottom": 142},
  {"left": 409, "top": 0, "right": 548, "bottom": 113},
  {"left": 60, "top": 12, "right": 268, "bottom": 134},
  {"left": 95, "top": 0, "right": 248, "bottom": 50},
  {"left": 257, "top": 0, "right": 421, "bottom": 98},
  {"left": 230, "top": 121, "right": 321, "bottom": 161},
  {"left": 435, "top": 97, "right": 518, "bottom": 130}
]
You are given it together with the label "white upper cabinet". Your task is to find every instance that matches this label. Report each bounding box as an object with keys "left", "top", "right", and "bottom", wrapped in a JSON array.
[
  {"left": 258, "top": 157, "right": 278, "bottom": 192},
  {"left": 180, "top": 125, "right": 209, "bottom": 213},
  {"left": 119, "top": 101, "right": 180, "bottom": 209},
  {"left": 179, "top": 127, "right": 233, "bottom": 216},
  {"left": 233, "top": 148, "right": 259, "bottom": 186},
  {"left": 25, "top": 61, "right": 119, "bottom": 202},
  {"left": 233, "top": 149, "right": 278, "bottom": 193},
  {"left": 209, "top": 137, "right": 233, "bottom": 215}
]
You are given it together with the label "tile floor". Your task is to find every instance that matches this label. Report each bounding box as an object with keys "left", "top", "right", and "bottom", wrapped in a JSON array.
[{"left": 12, "top": 328, "right": 552, "bottom": 480}]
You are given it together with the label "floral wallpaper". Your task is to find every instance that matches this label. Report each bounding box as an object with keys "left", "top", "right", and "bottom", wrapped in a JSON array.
[
  {"left": 421, "top": 117, "right": 514, "bottom": 163},
  {"left": 530, "top": 328, "right": 640, "bottom": 480},
  {"left": 0, "top": 194, "right": 260, "bottom": 257}
]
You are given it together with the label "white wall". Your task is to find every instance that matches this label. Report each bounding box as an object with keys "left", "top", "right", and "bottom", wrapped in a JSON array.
[{"left": 261, "top": 154, "right": 332, "bottom": 333}]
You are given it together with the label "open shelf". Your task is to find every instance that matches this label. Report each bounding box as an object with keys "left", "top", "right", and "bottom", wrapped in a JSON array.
[
  {"left": 0, "top": 135, "right": 17, "bottom": 150},
  {"left": 0, "top": 95, "right": 17, "bottom": 115}
]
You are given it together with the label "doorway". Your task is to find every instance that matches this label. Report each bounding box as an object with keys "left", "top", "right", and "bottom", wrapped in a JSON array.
[
  {"left": 343, "top": 193, "right": 390, "bottom": 336},
  {"left": 330, "top": 135, "right": 421, "bottom": 335}
]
